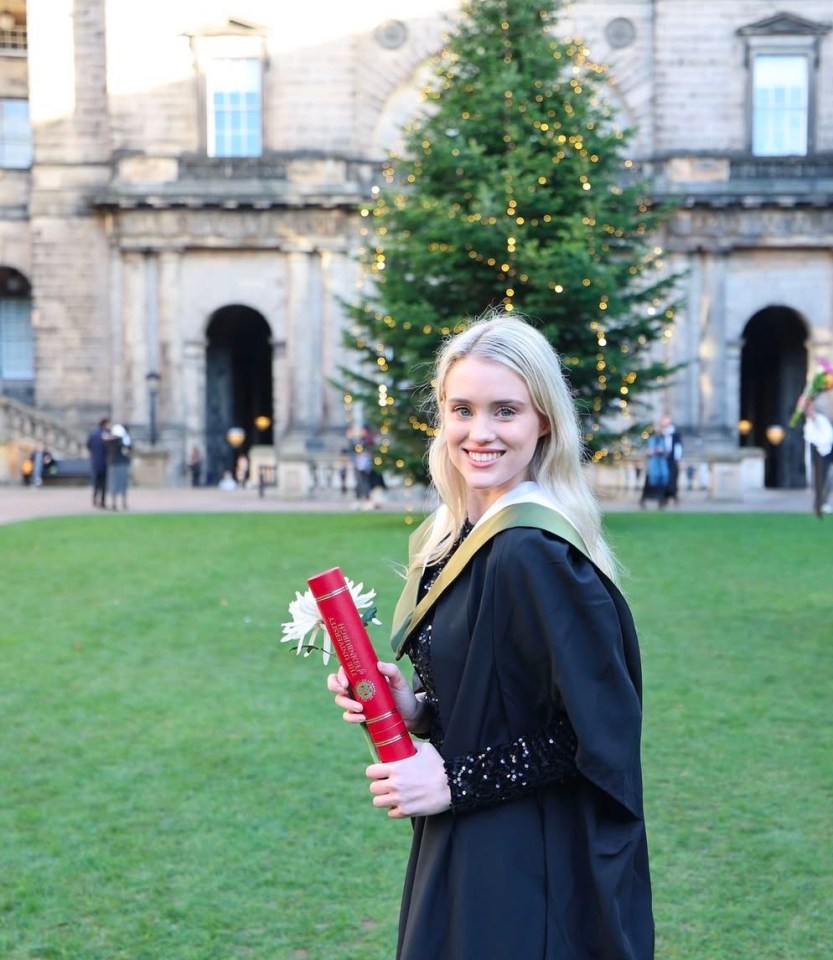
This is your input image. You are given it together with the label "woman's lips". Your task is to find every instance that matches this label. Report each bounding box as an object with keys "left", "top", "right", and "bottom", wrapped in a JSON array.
[{"left": 466, "top": 450, "right": 504, "bottom": 463}]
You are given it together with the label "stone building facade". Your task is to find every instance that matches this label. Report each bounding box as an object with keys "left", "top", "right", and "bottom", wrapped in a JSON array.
[{"left": 0, "top": 0, "right": 831, "bottom": 490}]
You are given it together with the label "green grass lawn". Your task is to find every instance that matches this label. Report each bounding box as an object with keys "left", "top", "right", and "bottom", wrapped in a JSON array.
[{"left": 1, "top": 511, "right": 831, "bottom": 959}]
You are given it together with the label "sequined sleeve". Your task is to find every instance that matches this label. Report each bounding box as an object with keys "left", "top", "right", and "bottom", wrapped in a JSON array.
[{"left": 443, "top": 713, "right": 578, "bottom": 814}]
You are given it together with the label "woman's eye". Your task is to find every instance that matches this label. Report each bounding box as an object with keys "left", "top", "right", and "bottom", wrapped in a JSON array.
[
  {"left": 496, "top": 406, "right": 515, "bottom": 417},
  {"left": 451, "top": 405, "right": 472, "bottom": 417}
]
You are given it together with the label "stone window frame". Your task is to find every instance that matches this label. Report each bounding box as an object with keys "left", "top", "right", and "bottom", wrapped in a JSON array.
[
  {"left": 738, "top": 14, "right": 830, "bottom": 157},
  {"left": 189, "top": 22, "right": 268, "bottom": 159}
]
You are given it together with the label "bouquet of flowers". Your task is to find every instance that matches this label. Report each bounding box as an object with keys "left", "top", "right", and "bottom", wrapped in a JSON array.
[
  {"left": 789, "top": 358, "right": 833, "bottom": 427},
  {"left": 281, "top": 567, "right": 415, "bottom": 762}
]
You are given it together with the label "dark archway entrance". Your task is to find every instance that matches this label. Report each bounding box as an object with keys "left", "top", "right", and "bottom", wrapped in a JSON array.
[
  {"left": 739, "top": 306, "right": 807, "bottom": 489},
  {"left": 0, "top": 266, "right": 34, "bottom": 406},
  {"left": 205, "top": 305, "right": 273, "bottom": 485}
]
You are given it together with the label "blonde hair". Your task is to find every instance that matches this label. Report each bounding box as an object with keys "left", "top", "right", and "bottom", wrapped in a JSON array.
[{"left": 413, "top": 310, "right": 618, "bottom": 581}]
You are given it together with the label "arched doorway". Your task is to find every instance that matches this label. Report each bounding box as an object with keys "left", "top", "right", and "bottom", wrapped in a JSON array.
[
  {"left": 739, "top": 306, "right": 807, "bottom": 488},
  {"left": 205, "top": 305, "right": 273, "bottom": 485}
]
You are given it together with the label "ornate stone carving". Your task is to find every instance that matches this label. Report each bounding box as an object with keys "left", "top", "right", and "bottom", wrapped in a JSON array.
[
  {"left": 605, "top": 17, "right": 636, "bottom": 49},
  {"left": 374, "top": 19, "right": 408, "bottom": 50}
]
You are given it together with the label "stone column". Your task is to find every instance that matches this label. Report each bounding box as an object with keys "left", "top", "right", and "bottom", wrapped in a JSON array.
[
  {"left": 320, "top": 248, "right": 335, "bottom": 428},
  {"left": 680, "top": 255, "right": 703, "bottom": 433},
  {"left": 279, "top": 247, "right": 324, "bottom": 494},
  {"left": 182, "top": 337, "right": 206, "bottom": 454},
  {"left": 284, "top": 249, "right": 307, "bottom": 441},
  {"left": 724, "top": 337, "right": 743, "bottom": 436},
  {"left": 696, "top": 249, "right": 730, "bottom": 442},
  {"left": 283, "top": 247, "right": 324, "bottom": 442},
  {"left": 143, "top": 250, "right": 160, "bottom": 374},
  {"left": 307, "top": 250, "right": 324, "bottom": 436},
  {"left": 325, "top": 249, "right": 360, "bottom": 437},
  {"left": 122, "top": 251, "right": 145, "bottom": 424},
  {"left": 108, "top": 236, "right": 125, "bottom": 418},
  {"left": 158, "top": 250, "right": 182, "bottom": 444},
  {"left": 272, "top": 336, "right": 289, "bottom": 439}
]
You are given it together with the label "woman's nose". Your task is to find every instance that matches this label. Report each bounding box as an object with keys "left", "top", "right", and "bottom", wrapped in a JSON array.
[{"left": 468, "top": 413, "right": 495, "bottom": 442}]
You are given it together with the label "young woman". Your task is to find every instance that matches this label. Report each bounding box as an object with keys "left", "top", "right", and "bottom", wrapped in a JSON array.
[{"left": 328, "top": 312, "right": 653, "bottom": 959}]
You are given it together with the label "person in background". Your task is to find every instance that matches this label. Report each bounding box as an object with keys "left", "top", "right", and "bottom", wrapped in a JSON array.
[
  {"left": 32, "top": 443, "right": 46, "bottom": 488},
  {"left": 235, "top": 452, "right": 250, "bottom": 488},
  {"left": 87, "top": 417, "right": 111, "bottom": 508},
  {"left": 188, "top": 445, "right": 202, "bottom": 487},
  {"left": 21, "top": 451, "right": 34, "bottom": 486},
  {"left": 369, "top": 466, "right": 387, "bottom": 510},
  {"left": 353, "top": 447, "right": 373, "bottom": 507},
  {"left": 640, "top": 422, "right": 669, "bottom": 509},
  {"left": 661, "top": 414, "right": 683, "bottom": 504},
  {"left": 802, "top": 400, "right": 833, "bottom": 519},
  {"left": 327, "top": 311, "right": 653, "bottom": 960},
  {"left": 105, "top": 423, "right": 132, "bottom": 511}
]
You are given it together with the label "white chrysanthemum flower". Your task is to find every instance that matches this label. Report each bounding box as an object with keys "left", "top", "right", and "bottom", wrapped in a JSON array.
[{"left": 280, "top": 579, "right": 381, "bottom": 665}]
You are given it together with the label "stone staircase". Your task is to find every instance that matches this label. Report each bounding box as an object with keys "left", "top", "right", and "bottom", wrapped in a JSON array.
[{"left": 0, "top": 395, "right": 88, "bottom": 483}]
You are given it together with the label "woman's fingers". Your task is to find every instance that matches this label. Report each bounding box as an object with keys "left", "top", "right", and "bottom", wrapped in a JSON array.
[
  {"left": 338, "top": 693, "right": 365, "bottom": 722},
  {"left": 367, "top": 779, "right": 407, "bottom": 819},
  {"left": 376, "top": 660, "right": 405, "bottom": 687},
  {"left": 326, "top": 668, "right": 351, "bottom": 692},
  {"left": 369, "top": 778, "right": 398, "bottom": 810},
  {"left": 364, "top": 743, "right": 451, "bottom": 818},
  {"left": 327, "top": 672, "right": 366, "bottom": 722}
]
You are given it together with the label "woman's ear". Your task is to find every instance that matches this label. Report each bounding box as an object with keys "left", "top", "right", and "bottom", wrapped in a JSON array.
[{"left": 538, "top": 416, "right": 551, "bottom": 438}]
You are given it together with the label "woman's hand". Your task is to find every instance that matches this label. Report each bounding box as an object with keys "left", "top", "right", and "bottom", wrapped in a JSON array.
[
  {"left": 326, "top": 661, "right": 427, "bottom": 733},
  {"left": 326, "top": 665, "right": 367, "bottom": 725},
  {"left": 365, "top": 741, "right": 451, "bottom": 819}
]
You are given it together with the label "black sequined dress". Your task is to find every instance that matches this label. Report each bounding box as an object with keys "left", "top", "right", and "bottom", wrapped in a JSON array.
[{"left": 396, "top": 524, "right": 653, "bottom": 960}]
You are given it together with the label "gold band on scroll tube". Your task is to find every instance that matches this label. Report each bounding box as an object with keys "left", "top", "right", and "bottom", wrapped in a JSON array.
[
  {"left": 375, "top": 732, "right": 410, "bottom": 748},
  {"left": 312, "top": 584, "right": 350, "bottom": 602},
  {"left": 365, "top": 710, "right": 396, "bottom": 725}
]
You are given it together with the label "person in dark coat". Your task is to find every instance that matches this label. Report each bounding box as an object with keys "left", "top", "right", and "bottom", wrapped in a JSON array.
[
  {"left": 86, "top": 417, "right": 111, "bottom": 508},
  {"left": 187, "top": 445, "right": 203, "bottom": 487},
  {"left": 327, "top": 312, "right": 653, "bottom": 960},
  {"left": 105, "top": 423, "right": 132, "bottom": 511}
]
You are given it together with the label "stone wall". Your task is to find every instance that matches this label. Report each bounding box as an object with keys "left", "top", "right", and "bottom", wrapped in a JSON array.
[{"left": 1, "top": 0, "right": 831, "bottom": 487}]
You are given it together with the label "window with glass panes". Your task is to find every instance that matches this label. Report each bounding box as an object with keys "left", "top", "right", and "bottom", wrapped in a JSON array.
[
  {"left": 206, "top": 59, "right": 262, "bottom": 158},
  {"left": 0, "top": 99, "right": 32, "bottom": 168},
  {"left": 752, "top": 54, "right": 810, "bottom": 156}
]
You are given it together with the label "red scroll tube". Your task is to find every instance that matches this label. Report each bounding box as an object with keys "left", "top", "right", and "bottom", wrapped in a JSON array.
[{"left": 308, "top": 567, "right": 416, "bottom": 763}]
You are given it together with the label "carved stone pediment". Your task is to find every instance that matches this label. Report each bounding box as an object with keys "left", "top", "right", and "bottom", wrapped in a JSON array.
[
  {"left": 737, "top": 12, "right": 831, "bottom": 37},
  {"left": 188, "top": 17, "right": 267, "bottom": 39}
]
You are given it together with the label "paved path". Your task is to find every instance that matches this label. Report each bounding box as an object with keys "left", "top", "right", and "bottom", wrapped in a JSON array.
[{"left": 0, "top": 482, "right": 817, "bottom": 526}]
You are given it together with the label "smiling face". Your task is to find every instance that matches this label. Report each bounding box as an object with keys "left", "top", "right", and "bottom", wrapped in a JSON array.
[{"left": 442, "top": 356, "right": 549, "bottom": 522}]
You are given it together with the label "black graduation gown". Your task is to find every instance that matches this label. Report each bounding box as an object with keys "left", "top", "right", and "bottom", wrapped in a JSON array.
[{"left": 397, "top": 527, "right": 653, "bottom": 960}]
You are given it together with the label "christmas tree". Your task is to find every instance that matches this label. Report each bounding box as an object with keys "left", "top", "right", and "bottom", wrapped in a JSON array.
[{"left": 342, "top": 0, "right": 679, "bottom": 482}]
